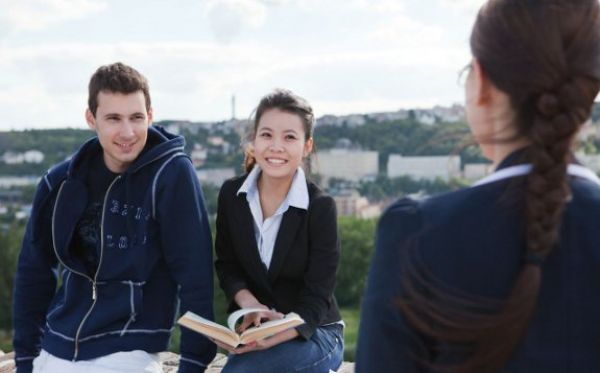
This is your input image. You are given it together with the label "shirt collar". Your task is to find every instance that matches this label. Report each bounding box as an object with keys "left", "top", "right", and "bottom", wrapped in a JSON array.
[
  {"left": 236, "top": 166, "right": 309, "bottom": 211},
  {"left": 237, "top": 165, "right": 261, "bottom": 196},
  {"left": 495, "top": 146, "right": 529, "bottom": 171},
  {"left": 495, "top": 146, "right": 581, "bottom": 172},
  {"left": 287, "top": 167, "right": 309, "bottom": 210}
]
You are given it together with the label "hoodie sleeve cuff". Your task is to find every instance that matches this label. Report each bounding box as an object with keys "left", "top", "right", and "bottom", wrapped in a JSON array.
[
  {"left": 15, "top": 357, "right": 34, "bottom": 373},
  {"left": 177, "top": 355, "right": 208, "bottom": 373}
]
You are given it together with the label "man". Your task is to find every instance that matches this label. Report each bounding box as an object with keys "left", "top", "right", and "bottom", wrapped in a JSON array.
[{"left": 12, "top": 62, "right": 216, "bottom": 372}]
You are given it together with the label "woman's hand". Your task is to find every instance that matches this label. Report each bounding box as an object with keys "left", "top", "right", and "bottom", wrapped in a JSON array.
[
  {"left": 236, "top": 308, "right": 284, "bottom": 333},
  {"left": 232, "top": 328, "right": 300, "bottom": 354},
  {"left": 233, "top": 289, "right": 283, "bottom": 333}
]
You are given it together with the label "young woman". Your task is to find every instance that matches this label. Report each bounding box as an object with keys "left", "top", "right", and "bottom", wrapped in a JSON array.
[
  {"left": 214, "top": 89, "right": 344, "bottom": 372},
  {"left": 357, "top": 0, "right": 600, "bottom": 372}
]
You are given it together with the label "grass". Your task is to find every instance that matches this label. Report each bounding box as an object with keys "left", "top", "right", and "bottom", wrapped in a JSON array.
[
  {"left": 0, "top": 330, "right": 12, "bottom": 352},
  {"left": 340, "top": 307, "right": 360, "bottom": 362}
]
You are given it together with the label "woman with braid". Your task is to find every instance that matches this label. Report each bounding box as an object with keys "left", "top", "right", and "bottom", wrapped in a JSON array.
[{"left": 356, "top": 0, "right": 600, "bottom": 372}]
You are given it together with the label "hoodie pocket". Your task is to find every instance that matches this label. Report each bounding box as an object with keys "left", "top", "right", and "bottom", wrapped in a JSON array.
[
  {"left": 118, "top": 280, "right": 145, "bottom": 335},
  {"left": 77, "top": 280, "right": 145, "bottom": 338}
]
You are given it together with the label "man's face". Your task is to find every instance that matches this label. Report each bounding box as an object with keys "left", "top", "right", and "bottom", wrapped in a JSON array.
[{"left": 86, "top": 91, "right": 152, "bottom": 173}]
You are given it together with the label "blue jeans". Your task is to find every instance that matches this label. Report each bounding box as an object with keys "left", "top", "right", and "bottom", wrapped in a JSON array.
[{"left": 222, "top": 324, "right": 344, "bottom": 373}]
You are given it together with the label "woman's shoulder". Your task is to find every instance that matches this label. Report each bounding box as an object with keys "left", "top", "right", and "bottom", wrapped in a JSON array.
[
  {"left": 220, "top": 174, "right": 249, "bottom": 193},
  {"left": 379, "top": 185, "right": 502, "bottom": 240},
  {"left": 306, "top": 180, "right": 335, "bottom": 207}
]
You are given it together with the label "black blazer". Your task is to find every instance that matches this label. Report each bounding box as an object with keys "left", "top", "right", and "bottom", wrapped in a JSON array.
[{"left": 214, "top": 174, "right": 342, "bottom": 339}]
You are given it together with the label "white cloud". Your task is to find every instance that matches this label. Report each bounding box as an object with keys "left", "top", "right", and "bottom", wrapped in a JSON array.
[
  {"left": 4, "top": 0, "right": 107, "bottom": 32},
  {"left": 368, "top": 14, "right": 444, "bottom": 46},
  {"left": 204, "top": 0, "right": 268, "bottom": 44},
  {"left": 0, "top": 0, "right": 479, "bottom": 130},
  {"left": 439, "top": 0, "right": 484, "bottom": 16},
  {"left": 348, "top": 0, "right": 407, "bottom": 13}
]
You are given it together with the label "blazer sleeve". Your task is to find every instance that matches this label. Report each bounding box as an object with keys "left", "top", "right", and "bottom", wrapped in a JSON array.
[
  {"left": 293, "top": 195, "right": 341, "bottom": 340},
  {"left": 13, "top": 175, "right": 59, "bottom": 373},
  {"left": 355, "top": 198, "right": 433, "bottom": 373},
  {"left": 214, "top": 180, "right": 248, "bottom": 302},
  {"left": 155, "top": 156, "right": 216, "bottom": 373}
]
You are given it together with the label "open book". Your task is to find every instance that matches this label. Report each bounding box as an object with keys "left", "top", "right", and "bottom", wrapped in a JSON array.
[{"left": 177, "top": 308, "right": 305, "bottom": 348}]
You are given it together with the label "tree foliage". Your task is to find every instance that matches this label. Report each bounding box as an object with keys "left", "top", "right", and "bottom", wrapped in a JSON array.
[
  {"left": 0, "top": 222, "right": 25, "bottom": 329},
  {"left": 335, "top": 217, "right": 377, "bottom": 307}
]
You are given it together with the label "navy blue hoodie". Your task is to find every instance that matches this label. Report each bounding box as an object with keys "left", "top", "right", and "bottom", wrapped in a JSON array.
[{"left": 13, "top": 126, "right": 216, "bottom": 372}]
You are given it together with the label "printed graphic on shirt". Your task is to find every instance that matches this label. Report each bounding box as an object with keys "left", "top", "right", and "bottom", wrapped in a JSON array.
[
  {"left": 104, "top": 199, "right": 150, "bottom": 250},
  {"left": 71, "top": 201, "right": 102, "bottom": 274}
]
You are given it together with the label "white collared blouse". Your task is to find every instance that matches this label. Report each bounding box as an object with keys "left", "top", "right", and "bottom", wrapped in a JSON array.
[{"left": 236, "top": 166, "right": 309, "bottom": 269}]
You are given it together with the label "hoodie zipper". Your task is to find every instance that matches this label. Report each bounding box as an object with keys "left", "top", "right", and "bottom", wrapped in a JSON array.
[{"left": 52, "top": 175, "right": 121, "bottom": 361}]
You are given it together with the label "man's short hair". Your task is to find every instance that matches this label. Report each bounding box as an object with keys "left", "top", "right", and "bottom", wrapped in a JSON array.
[{"left": 88, "top": 62, "right": 151, "bottom": 116}]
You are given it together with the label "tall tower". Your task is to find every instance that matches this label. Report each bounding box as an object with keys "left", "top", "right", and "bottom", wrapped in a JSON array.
[{"left": 231, "top": 95, "right": 236, "bottom": 120}]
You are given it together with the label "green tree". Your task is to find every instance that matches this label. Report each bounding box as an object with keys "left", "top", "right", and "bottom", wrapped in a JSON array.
[
  {"left": 0, "top": 222, "right": 25, "bottom": 330},
  {"left": 335, "top": 217, "right": 377, "bottom": 307}
]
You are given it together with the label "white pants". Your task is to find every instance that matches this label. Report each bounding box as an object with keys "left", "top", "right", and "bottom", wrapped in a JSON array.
[{"left": 32, "top": 349, "right": 162, "bottom": 373}]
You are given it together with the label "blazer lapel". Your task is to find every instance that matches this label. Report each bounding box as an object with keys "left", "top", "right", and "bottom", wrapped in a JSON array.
[
  {"left": 268, "top": 207, "right": 304, "bottom": 282},
  {"left": 232, "top": 194, "right": 270, "bottom": 280}
]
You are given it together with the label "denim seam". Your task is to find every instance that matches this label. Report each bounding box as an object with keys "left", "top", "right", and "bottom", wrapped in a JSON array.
[{"left": 292, "top": 331, "right": 342, "bottom": 372}]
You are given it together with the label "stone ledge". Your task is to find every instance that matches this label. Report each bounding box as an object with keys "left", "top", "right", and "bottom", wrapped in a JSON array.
[{"left": 0, "top": 350, "right": 355, "bottom": 372}]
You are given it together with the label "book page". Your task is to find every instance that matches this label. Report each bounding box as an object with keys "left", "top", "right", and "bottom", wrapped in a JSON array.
[
  {"left": 239, "top": 313, "right": 305, "bottom": 345},
  {"left": 226, "top": 307, "right": 271, "bottom": 331},
  {"left": 178, "top": 311, "right": 239, "bottom": 347}
]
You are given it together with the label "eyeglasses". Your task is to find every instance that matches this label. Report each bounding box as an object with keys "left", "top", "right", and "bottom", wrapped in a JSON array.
[{"left": 457, "top": 62, "right": 473, "bottom": 86}]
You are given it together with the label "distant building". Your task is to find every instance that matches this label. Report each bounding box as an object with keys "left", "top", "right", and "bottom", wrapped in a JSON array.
[
  {"left": 164, "top": 123, "right": 181, "bottom": 135},
  {"left": 208, "top": 136, "right": 224, "bottom": 146},
  {"left": 2, "top": 150, "right": 45, "bottom": 164},
  {"left": 431, "top": 104, "right": 465, "bottom": 123},
  {"left": 413, "top": 110, "right": 436, "bottom": 125},
  {"left": 387, "top": 154, "right": 461, "bottom": 180},
  {"left": 316, "top": 114, "right": 366, "bottom": 127},
  {"left": 191, "top": 144, "right": 208, "bottom": 168},
  {"left": 333, "top": 189, "right": 381, "bottom": 219},
  {"left": 313, "top": 149, "right": 378, "bottom": 182},
  {"left": 578, "top": 119, "right": 598, "bottom": 140},
  {"left": 23, "top": 150, "right": 44, "bottom": 164},
  {"left": 576, "top": 152, "right": 600, "bottom": 173},
  {"left": 196, "top": 168, "right": 236, "bottom": 187},
  {"left": 2, "top": 152, "right": 24, "bottom": 164},
  {"left": 0, "top": 176, "right": 40, "bottom": 188},
  {"left": 366, "top": 110, "right": 409, "bottom": 123},
  {"left": 463, "top": 163, "right": 493, "bottom": 181},
  {"left": 207, "top": 136, "right": 232, "bottom": 155},
  {"left": 15, "top": 204, "right": 32, "bottom": 220}
]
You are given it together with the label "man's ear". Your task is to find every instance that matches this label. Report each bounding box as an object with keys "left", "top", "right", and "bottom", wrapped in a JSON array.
[
  {"left": 147, "top": 107, "right": 154, "bottom": 124},
  {"left": 85, "top": 109, "right": 96, "bottom": 130}
]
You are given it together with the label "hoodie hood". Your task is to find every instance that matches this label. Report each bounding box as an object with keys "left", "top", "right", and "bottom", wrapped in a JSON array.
[{"left": 65, "top": 126, "right": 185, "bottom": 179}]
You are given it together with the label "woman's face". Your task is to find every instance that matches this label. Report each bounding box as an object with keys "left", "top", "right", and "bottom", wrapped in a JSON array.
[{"left": 252, "top": 108, "right": 313, "bottom": 181}]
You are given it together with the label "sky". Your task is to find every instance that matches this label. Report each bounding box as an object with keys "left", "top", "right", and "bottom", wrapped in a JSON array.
[{"left": 0, "top": 0, "right": 484, "bottom": 130}]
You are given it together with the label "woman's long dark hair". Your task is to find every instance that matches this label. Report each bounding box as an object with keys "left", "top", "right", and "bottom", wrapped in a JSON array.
[{"left": 398, "top": 1, "right": 600, "bottom": 371}]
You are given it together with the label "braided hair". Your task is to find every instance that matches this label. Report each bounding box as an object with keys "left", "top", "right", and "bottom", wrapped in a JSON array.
[{"left": 398, "top": 1, "right": 600, "bottom": 371}]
